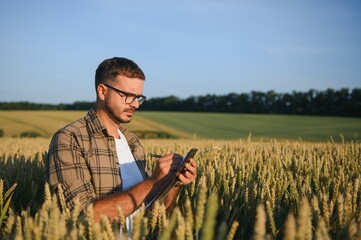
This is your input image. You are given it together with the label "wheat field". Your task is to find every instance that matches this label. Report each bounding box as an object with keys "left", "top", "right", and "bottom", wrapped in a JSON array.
[{"left": 1, "top": 137, "right": 361, "bottom": 239}]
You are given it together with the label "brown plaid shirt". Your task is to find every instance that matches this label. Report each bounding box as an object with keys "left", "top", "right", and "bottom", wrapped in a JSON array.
[{"left": 46, "top": 109, "right": 149, "bottom": 211}]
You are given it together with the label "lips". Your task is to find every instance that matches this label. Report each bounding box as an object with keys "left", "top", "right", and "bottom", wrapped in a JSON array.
[
  {"left": 124, "top": 109, "right": 135, "bottom": 117},
  {"left": 125, "top": 109, "right": 134, "bottom": 114}
]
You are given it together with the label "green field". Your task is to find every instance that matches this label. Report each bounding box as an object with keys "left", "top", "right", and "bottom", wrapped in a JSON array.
[{"left": 0, "top": 110, "right": 360, "bottom": 142}]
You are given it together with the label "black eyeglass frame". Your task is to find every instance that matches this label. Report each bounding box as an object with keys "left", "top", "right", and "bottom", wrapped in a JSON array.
[{"left": 103, "top": 83, "right": 146, "bottom": 105}]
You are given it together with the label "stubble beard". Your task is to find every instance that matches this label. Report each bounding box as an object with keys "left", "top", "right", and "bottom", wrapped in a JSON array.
[{"left": 105, "top": 102, "right": 135, "bottom": 124}]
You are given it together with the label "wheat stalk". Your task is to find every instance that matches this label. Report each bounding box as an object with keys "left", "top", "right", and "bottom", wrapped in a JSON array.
[
  {"left": 253, "top": 204, "right": 266, "bottom": 240},
  {"left": 283, "top": 213, "right": 296, "bottom": 240},
  {"left": 200, "top": 192, "right": 218, "bottom": 240}
]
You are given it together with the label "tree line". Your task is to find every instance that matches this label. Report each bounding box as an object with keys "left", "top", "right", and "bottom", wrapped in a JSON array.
[
  {"left": 0, "top": 101, "right": 95, "bottom": 111},
  {"left": 1, "top": 88, "right": 360, "bottom": 117}
]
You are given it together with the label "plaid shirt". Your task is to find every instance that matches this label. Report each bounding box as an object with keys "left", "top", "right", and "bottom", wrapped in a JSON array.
[{"left": 46, "top": 108, "right": 149, "bottom": 211}]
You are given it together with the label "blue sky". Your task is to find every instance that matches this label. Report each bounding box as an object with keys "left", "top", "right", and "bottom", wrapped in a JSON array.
[{"left": 0, "top": 0, "right": 360, "bottom": 104}]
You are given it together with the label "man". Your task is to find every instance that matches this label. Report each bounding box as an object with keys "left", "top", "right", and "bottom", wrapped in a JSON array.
[{"left": 46, "top": 57, "right": 197, "bottom": 224}]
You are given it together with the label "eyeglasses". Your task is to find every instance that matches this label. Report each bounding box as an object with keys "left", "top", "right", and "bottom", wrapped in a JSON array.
[{"left": 103, "top": 83, "right": 146, "bottom": 105}]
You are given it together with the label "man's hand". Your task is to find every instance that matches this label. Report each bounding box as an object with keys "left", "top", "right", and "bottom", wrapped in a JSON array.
[
  {"left": 177, "top": 158, "right": 197, "bottom": 186},
  {"left": 150, "top": 153, "right": 184, "bottom": 183}
]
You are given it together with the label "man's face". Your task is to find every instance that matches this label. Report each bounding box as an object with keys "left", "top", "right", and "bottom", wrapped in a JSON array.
[{"left": 103, "top": 75, "right": 144, "bottom": 124}]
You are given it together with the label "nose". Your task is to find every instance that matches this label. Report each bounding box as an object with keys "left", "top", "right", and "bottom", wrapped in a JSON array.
[{"left": 129, "top": 98, "right": 140, "bottom": 109}]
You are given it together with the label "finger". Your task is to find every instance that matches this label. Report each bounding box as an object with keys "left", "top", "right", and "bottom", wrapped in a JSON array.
[
  {"left": 159, "top": 153, "right": 180, "bottom": 165},
  {"left": 178, "top": 173, "right": 194, "bottom": 185},
  {"left": 178, "top": 174, "right": 190, "bottom": 185},
  {"left": 182, "top": 170, "right": 194, "bottom": 179},
  {"left": 159, "top": 154, "right": 184, "bottom": 173},
  {"left": 158, "top": 154, "right": 172, "bottom": 164},
  {"left": 188, "top": 158, "right": 196, "bottom": 168},
  {"left": 157, "top": 154, "right": 177, "bottom": 174},
  {"left": 179, "top": 165, "right": 197, "bottom": 181},
  {"left": 184, "top": 162, "right": 197, "bottom": 175}
]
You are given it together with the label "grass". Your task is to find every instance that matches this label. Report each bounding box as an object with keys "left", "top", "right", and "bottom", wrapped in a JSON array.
[
  {"left": 137, "top": 111, "right": 361, "bottom": 142},
  {"left": 0, "top": 110, "right": 360, "bottom": 142}
]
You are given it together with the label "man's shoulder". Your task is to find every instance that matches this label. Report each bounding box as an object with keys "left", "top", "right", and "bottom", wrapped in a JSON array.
[
  {"left": 53, "top": 109, "right": 103, "bottom": 138},
  {"left": 65, "top": 112, "right": 88, "bottom": 130},
  {"left": 52, "top": 115, "right": 87, "bottom": 138}
]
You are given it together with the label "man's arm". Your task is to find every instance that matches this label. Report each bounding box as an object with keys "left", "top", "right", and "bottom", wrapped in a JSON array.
[
  {"left": 92, "top": 178, "right": 155, "bottom": 222},
  {"left": 93, "top": 153, "right": 189, "bottom": 222}
]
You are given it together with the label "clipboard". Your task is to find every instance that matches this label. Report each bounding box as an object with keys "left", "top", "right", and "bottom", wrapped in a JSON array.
[{"left": 146, "top": 148, "right": 198, "bottom": 209}]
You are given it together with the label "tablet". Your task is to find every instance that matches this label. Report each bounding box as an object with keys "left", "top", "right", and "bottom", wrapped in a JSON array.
[{"left": 146, "top": 148, "right": 198, "bottom": 209}]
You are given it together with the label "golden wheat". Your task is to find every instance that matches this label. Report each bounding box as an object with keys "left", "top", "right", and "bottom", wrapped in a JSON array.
[{"left": 0, "top": 138, "right": 361, "bottom": 239}]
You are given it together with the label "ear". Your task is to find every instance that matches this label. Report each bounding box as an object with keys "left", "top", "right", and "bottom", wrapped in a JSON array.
[{"left": 97, "top": 84, "right": 107, "bottom": 101}]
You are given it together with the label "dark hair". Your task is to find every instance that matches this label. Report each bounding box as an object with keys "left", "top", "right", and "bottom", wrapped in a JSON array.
[{"left": 95, "top": 57, "right": 145, "bottom": 89}]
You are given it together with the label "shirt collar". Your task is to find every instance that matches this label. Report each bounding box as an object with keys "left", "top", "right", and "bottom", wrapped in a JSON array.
[{"left": 85, "top": 108, "right": 108, "bottom": 135}]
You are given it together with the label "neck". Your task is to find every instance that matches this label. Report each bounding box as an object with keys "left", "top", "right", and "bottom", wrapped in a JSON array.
[{"left": 95, "top": 108, "right": 121, "bottom": 139}]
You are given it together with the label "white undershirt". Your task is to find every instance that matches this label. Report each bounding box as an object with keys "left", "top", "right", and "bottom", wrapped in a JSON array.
[
  {"left": 115, "top": 130, "right": 143, "bottom": 190},
  {"left": 114, "top": 130, "right": 144, "bottom": 237}
]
